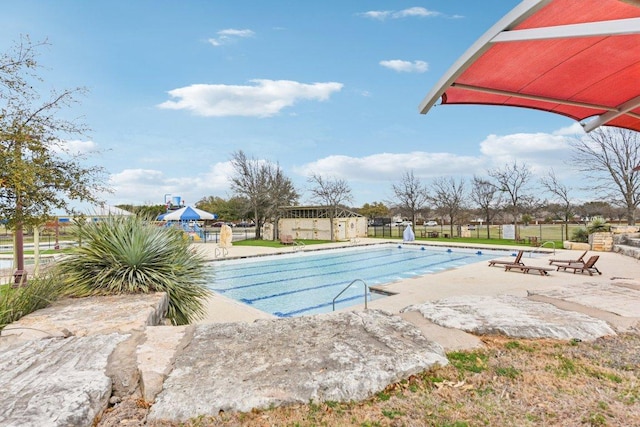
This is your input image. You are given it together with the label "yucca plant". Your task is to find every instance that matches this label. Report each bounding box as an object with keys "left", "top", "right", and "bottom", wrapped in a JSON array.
[
  {"left": 0, "top": 273, "right": 66, "bottom": 330},
  {"left": 56, "top": 215, "right": 212, "bottom": 325},
  {"left": 586, "top": 216, "right": 610, "bottom": 234}
]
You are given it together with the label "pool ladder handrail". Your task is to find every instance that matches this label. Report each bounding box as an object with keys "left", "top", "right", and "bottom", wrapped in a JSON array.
[
  {"left": 214, "top": 247, "right": 228, "bottom": 258},
  {"left": 292, "top": 241, "right": 305, "bottom": 252},
  {"left": 332, "top": 279, "right": 368, "bottom": 312},
  {"left": 531, "top": 241, "right": 556, "bottom": 255}
]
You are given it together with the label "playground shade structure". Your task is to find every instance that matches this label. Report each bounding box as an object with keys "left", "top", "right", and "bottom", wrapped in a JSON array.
[{"left": 157, "top": 206, "right": 217, "bottom": 221}]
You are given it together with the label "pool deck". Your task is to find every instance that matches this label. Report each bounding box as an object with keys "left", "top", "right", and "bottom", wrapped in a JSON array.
[{"left": 195, "top": 238, "right": 640, "bottom": 330}]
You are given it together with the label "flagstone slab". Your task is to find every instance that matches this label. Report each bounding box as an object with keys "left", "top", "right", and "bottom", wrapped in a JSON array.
[
  {"left": 402, "top": 295, "right": 616, "bottom": 341},
  {"left": 148, "top": 310, "right": 448, "bottom": 422},
  {"left": 529, "top": 281, "right": 640, "bottom": 318}
]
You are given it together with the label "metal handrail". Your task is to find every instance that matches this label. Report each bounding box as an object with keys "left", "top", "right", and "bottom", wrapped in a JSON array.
[
  {"left": 292, "top": 241, "right": 305, "bottom": 252},
  {"left": 332, "top": 279, "right": 368, "bottom": 311},
  {"left": 532, "top": 241, "right": 556, "bottom": 254},
  {"left": 214, "top": 247, "right": 228, "bottom": 258}
]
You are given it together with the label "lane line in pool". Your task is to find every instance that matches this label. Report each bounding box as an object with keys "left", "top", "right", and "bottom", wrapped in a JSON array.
[
  {"left": 211, "top": 252, "right": 447, "bottom": 292},
  {"left": 235, "top": 255, "right": 474, "bottom": 304},
  {"left": 274, "top": 293, "right": 366, "bottom": 317},
  {"left": 211, "top": 249, "right": 430, "bottom": 281}
]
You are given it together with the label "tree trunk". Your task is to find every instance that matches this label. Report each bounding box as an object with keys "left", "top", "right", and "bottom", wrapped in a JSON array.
[
  {"left": 254, "top": 208, "right": 262, "bottom": 239},
  {"left": 626, "top": 206, "right": 635, "bottom": 225}
]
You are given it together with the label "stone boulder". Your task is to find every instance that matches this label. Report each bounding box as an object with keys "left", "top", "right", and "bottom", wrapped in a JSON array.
[
  {"left": 0, "top": 334, "right": 128, "bottom": 427},
  {"left": 402, "top": 295, "right": 615, "bottom": 341},
  {"left": 148, "top": 310, "right": 447, "bottom": 422}
]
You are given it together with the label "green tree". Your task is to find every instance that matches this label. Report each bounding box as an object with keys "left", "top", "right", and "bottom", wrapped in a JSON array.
[
  {"left": 359, "top": 202, "right": 389, "bottom": 219},
  {"left": 196, "top": 196, "right": 230, "bottom": 219},
  {"left": 0, "top": 36, "right": 108, "bottom": 283}
]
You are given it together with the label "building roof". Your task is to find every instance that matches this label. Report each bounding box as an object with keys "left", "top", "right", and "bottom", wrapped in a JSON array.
[{"left": 280, "top": 206, "right": 364, "bottom": 219}]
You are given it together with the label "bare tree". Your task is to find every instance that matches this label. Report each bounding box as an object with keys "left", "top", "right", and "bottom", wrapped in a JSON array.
[
  {"left": 229, "top": 150, "right": 298, "bottom": 239},
  {"left": 570, "top": 127, "right": 640, "bottom": 224},
  {"left": 470, "top": 176, "right": 501, "bottom": 239},
  {"left": 487, "top": 161, "right": 536, "bottom": 236},
  {"left": 307, "top": 173, "right": 353, "bottom": 241},
  {"left": 391, "top": 170, "right": 430, "bottom": 227},
  {"left": 430, "top": 177, "right": 466, "bottom": 237},
  {"left": 540, "top": 169, "right": 575, "bottom": 240}
]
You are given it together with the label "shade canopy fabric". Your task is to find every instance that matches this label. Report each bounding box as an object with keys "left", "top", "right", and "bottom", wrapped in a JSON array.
[
  {"left": 158, "top": 206, "right": 217, "bottom": 221},
  {"left": 419, "top": 0, "right": 640, "bottom": 132}
]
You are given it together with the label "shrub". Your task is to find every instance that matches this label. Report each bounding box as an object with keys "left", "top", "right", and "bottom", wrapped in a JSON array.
[
  {"left": 56, "top": 215, "right": 212, "bottom": 325},
  {"left": 0, "top": 273, "right": 65, "bottom": 330},
  {"left": 586, "top": 216, "right": 610, "bottom": 234},
  {"left": 571, "top": 228, "right": 589, "bottom": 243}
]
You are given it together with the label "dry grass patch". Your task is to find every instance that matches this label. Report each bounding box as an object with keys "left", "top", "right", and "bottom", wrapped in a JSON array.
[{"left": 136, "top": 333, "right": 640, "bottom": 427}]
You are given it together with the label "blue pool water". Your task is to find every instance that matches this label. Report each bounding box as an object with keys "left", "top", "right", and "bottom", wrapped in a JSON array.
[{"left": 207, "top": 244, "right": 515, "bottom": 318}]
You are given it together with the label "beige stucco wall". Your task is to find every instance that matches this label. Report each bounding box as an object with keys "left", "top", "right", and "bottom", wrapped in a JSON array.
[{"left": 278, "top": 217, "right": 367, "bottom": 241}]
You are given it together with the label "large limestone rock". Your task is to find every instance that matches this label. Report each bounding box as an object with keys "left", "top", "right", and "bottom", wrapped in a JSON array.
[
  {"left": 529, "top": 282, "right": 640, "bottom": 318},
  {"left": 0, "top": 334, "right": 128, "bottom": 427},
  {"left": 148, "top": 310, "right": 447, "bottom": 422},
  {"left": 402, "top": 295, "right": 615, "bottom": 341},
  {"left": 1, "top": 293, "right": 168, "bottom": 342}
]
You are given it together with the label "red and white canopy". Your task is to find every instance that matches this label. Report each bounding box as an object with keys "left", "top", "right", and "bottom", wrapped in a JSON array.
[{"left": 419, "top": 0, "right": 640, "bottom": 132}]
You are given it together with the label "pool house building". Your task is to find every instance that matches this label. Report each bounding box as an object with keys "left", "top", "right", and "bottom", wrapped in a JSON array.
[{"left": 276, "top": 206, "right": 367, "bottom": 241}]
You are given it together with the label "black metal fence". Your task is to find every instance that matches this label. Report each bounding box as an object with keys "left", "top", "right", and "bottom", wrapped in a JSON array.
[{"left": 368, "top": 223, "right": 586, "bottom": 242}]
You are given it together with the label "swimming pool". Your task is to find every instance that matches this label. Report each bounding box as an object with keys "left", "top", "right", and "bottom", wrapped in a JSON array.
[{"left": 207, "top": 244, "right": 515, "bottom": 317}]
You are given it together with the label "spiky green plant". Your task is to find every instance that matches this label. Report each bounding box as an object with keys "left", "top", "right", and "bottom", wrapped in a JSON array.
[
  {"left": 0, "top": 273, "right": 66, "bottom": 330},
  {"left": 56, "top": 215, "right": 212, "bottom": 325},
  {"left": 587, "top": 216, "right": 610, "bottom": 234}
]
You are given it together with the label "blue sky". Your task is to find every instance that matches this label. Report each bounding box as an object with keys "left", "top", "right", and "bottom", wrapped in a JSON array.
[{"left": 1, "top": 1, "right": 584, "bottom": 210}]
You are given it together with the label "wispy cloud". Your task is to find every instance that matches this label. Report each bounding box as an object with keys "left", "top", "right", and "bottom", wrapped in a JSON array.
[
  {"left": 158, "top": 79, "right": 343, "bottom": 118},
  {"left": 380, "top": 59, "right": 428, "bottom": 73},
  {"left": 393, "top": 7, "right": 440, "bottom": 18},
  {"left": 52, "top": 139, "right": 99, "bottom": 155},
  {"left": 359, "top": 7, "right": 441, "bottom": 21},
  {"left": 208, "top": 28, "right": 255, "bottom": 46}
]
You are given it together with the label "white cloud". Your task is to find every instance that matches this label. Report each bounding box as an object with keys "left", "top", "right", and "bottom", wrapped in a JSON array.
[
  {"left": 359, "top": 10, "right": 391, "bottom": 20},
  {"left": 380, "top": 59, "right": 428, "bottom": 73},
  {"left": 107, "top": 163, "right": 235, "bottom": 206},
  {"left": 52, "top": 139, "right": 99, "bottom": 155},
  {"left": 553, "top": 121, "right": 585, "bottom": 136},
  {"left": 360, "top": 7, "right": 440, "bottom": 20},
  {"left": 479, "top": 131, "right": 574, "bottom": 177},
  {"left": 392, "top": 7, "right": 440, "bottom": 18},
  {"left": 208, "top": 28, "right": 254, "bottom": 46},
  {"left": 295, "top": 152, "right": 486, "bottom": 182},
  {"left": 157, "top": 79, "right": 343, "bottom": 117},
  {"left": 103, "top": 127, "right": 583, "bottom": 207}
]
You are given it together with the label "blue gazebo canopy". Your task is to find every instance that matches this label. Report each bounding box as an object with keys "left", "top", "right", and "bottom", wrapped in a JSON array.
[{"left": 157, "top": 206, "right": 217, "bottom": 221}]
